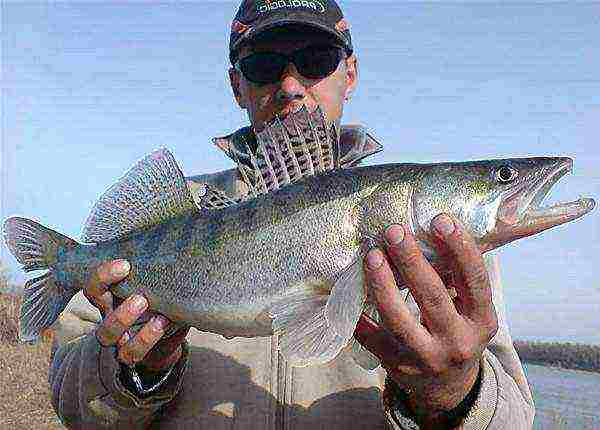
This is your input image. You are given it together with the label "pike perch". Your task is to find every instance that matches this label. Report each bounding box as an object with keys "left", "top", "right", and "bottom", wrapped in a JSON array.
[{"left": 3, "top": 107, "right": 595, "bottom": 369}]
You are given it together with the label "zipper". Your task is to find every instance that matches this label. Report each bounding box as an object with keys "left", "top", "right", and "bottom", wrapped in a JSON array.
[{"left": 268, "top": 333, "right": 295, "bottom": 430}]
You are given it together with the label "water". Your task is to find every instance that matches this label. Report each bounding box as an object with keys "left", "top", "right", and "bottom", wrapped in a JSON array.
[{"left": 524, "top": 363, "right": 600, "bottom": 429}]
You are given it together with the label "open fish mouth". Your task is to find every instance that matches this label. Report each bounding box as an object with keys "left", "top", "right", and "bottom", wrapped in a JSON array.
[{"left": 488, "top": 158, "right": 595, "bottom": 250}]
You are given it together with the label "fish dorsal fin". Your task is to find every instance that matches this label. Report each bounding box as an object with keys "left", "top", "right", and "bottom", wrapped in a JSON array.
[
  {"left": 213, "top": 114, "right": 383, "bottom": 177},
  {"left": 214, "top": 106, "right": 340, "bottom": 199},
  {"left": 81, "top": 148, "right": 198, "bottom": 243},
  {"left": 196, "top": 183, "right": 244, "bottom": 210},
  {"left": 208, "top": 106, "right": 383, "bottom": 205}
]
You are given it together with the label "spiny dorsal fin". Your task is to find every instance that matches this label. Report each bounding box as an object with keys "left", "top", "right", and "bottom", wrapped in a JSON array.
[
  {"left": 81, "top": 148, "right": 198, "bottom": 243},
  {"left": 213, "top": 117, "right": 382, "bottom": 171},
  {"left": 232, "top": 105, "right": 340, "bottom": 198},
  {"left": 212, "top": 107, "right": 382, "bottom": 203},
  {"left": 202, "top": 106, "right": 383, "bottom": 211},
  {"left": 196, "top": 184, "right": 244, "bottom": 210}
]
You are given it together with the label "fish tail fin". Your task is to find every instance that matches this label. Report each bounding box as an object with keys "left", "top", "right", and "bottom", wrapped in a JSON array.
[{"left": 3, "top": 217, "right": 80, "bottom": 342}]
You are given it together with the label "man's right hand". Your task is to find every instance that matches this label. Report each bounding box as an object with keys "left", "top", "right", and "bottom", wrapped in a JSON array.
[{"left": 83, "top": 259, "right": 189, "bottom": 373}]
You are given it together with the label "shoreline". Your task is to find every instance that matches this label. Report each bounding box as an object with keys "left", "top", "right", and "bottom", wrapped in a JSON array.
[{"left": 522, "top": 360, "right": 600, "bottom": 375}]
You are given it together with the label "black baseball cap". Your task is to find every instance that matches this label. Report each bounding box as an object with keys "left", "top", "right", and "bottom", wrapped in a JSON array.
[{"left": 229, "top": 0, "right": 353, "bottom": 65}]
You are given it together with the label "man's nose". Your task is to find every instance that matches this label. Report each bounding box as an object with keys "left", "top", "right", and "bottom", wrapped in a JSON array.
[{"left": 276, "top": 63, "right": 307, "bottom": 102}]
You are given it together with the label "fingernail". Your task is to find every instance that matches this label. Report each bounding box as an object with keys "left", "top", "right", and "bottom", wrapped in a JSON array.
[
  {"left": 432, "top": 214, "right": 455, "bottom": 237},
  {"left": 366, "top": 248, "right": 384, "bottom": 270},
  {"left": 111, "top": 260, "right": 130, "bottom": 277},
  {"left": 384, "top": 224, "right": 404, "bottom": 245},
  {"left": 129, "top": 295, "right": 147, "bottom": 312},
  {"left": 118, "top": 331, "right": 131, "bottom": 346},
  {"left": 152, "top": 315, "right": 170, "bottom": 331}
]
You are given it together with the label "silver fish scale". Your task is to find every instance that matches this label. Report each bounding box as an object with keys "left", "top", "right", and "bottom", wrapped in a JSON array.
[
  {"left": 99, "top": 169, "right": 378, "bottom": 337},
  {"left": 8, "top": 147, "right": 589, "bottom": 351}
]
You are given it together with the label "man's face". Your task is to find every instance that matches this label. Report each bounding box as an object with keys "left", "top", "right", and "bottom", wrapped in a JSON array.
[{"left": 229, "top": 27, "right": 358, "bottom": 131}]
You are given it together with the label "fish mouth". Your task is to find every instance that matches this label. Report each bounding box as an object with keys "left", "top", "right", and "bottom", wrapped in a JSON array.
[{"left": 485, "top": 158, "right": 595, "bottom": 251}]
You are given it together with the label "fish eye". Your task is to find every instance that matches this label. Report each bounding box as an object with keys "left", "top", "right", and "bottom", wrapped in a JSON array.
[{"left": 496, "top": 165, "right": 518, "bottom": 183}]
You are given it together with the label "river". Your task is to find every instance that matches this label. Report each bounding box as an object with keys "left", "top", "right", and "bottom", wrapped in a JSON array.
[{"left": 524, "top": 363, "right": 600, "bottom": 429}]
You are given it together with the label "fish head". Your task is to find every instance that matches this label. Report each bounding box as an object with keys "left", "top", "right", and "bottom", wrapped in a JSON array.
[{"left": 409, "top": 157, "right": 595, "bottom": 254}]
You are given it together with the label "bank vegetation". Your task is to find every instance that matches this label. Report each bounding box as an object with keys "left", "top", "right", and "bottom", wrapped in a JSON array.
[{"left": 514, "top": 339, "right": 600, "bottom": 373}]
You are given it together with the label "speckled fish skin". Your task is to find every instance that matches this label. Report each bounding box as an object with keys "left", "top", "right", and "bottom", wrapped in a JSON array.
[
  {"left": 52, "top": 157, "right": 594, "bottom": 340},
  {"left": 4, "top": 139, "right": 595, "bottom": 368}
]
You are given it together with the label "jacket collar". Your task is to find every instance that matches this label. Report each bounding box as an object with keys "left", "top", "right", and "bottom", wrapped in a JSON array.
[{"left": 212, "top": 124, "right": 383, "bottom": 169}]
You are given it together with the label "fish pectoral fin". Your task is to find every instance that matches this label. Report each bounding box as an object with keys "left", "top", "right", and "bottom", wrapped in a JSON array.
[{"left": 267, "top": 257, "right": 367, "bottom": 367}]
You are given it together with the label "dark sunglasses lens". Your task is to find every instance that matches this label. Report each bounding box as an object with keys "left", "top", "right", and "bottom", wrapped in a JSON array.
[
  {"left": 239, "top": 53, "right": 287, "bottom": 84},
  {"left": 295, "top": 46, "right": 343, "bottom": 79}
]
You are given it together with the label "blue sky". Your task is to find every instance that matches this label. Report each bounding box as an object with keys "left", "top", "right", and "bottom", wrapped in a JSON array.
[{"left": 2, "top": 2, "right": 599, "bottom": 344}]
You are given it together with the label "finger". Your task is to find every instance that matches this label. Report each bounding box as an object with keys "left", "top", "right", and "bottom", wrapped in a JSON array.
[
  {"left": 143, "top": 326, "right": 190, "bottom": 370},
  {"left": 116, "top": 329, "right": 131, "bottom": 347},
  {"left": 363, "top": 248, "right": 431, "bottom": 357},
  {"left": 354, "top": 313, "right": 421, "bottom": 372},
  {"left": 95, "top": 294, "right": 147, "bottom": 347},
  {"left": 383, "top": 224, "right": 457, "bottom": 335},
  {"left": 117, "top": 314, "right": 171, "bottom": 366},
  {"left": 84, "top": 260, "right": 130, "bottom": 314},
  {"left": 84, "top": 290, "right": 114, "bottom": 318},
  {"left": 430, "top": 214, "right": 494, "bottom": 324}
]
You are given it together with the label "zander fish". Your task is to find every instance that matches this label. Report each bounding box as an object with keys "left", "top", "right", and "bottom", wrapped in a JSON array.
[{"left": 3, "top": 107, "right": 595, "bottom": 369}]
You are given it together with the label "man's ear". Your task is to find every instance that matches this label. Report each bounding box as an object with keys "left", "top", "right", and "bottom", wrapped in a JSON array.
[
  {"left": 344, "top": 54, "right": 358, "bottom": 101},
  {"left": 229, "top": 67, "right": 246, "bottom": 108}
]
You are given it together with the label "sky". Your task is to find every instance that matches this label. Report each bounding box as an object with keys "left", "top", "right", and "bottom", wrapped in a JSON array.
[{"left": 1, "top": 2, "right": 599, "bottom": 344}]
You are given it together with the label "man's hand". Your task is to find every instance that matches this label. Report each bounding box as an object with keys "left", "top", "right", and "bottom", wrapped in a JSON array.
[
  {"left": 84, "top": 260, "right": 189, "bottom": 372},
  {"left": 355, "top": 214, "right": 498, "bottom": 425}
]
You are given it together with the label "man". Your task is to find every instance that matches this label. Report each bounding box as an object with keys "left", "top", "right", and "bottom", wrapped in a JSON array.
[{"left": 49, "top": 1, "right": 535, "bottom": 428}]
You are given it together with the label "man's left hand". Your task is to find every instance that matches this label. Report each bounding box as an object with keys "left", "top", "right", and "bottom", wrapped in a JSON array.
[{"left": 354, "top": 213, "right": 498, "bottom": 424}]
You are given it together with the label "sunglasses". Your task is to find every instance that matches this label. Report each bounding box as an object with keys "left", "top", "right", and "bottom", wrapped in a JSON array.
[{"left": 235, "top": 45, "right": 345, "bottom": 85}]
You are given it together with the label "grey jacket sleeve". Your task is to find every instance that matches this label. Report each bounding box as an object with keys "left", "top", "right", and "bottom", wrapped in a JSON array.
[
  {"left": 383, "top": 254, "right": 535, "bottom": 429},
  {"left": 48, "top": 307, "right": 189, "bottom": 429}
]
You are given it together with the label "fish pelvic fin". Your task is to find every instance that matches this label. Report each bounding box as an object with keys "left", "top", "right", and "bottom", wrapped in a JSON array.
[
  {"left": 348, "top": 303, "right": 383, "bottom": 371},
  {"left": 267, "top": 256, "right": 367, "bottom": 367},
  {"left": 81, "top": 148, "right": 198, "bottom": 243},
  {"left": 3, "top": 217, "right": 80, "bottom": 342},
  {"left": 349, "top": 338, "right": 381, "bottom": 372}
]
